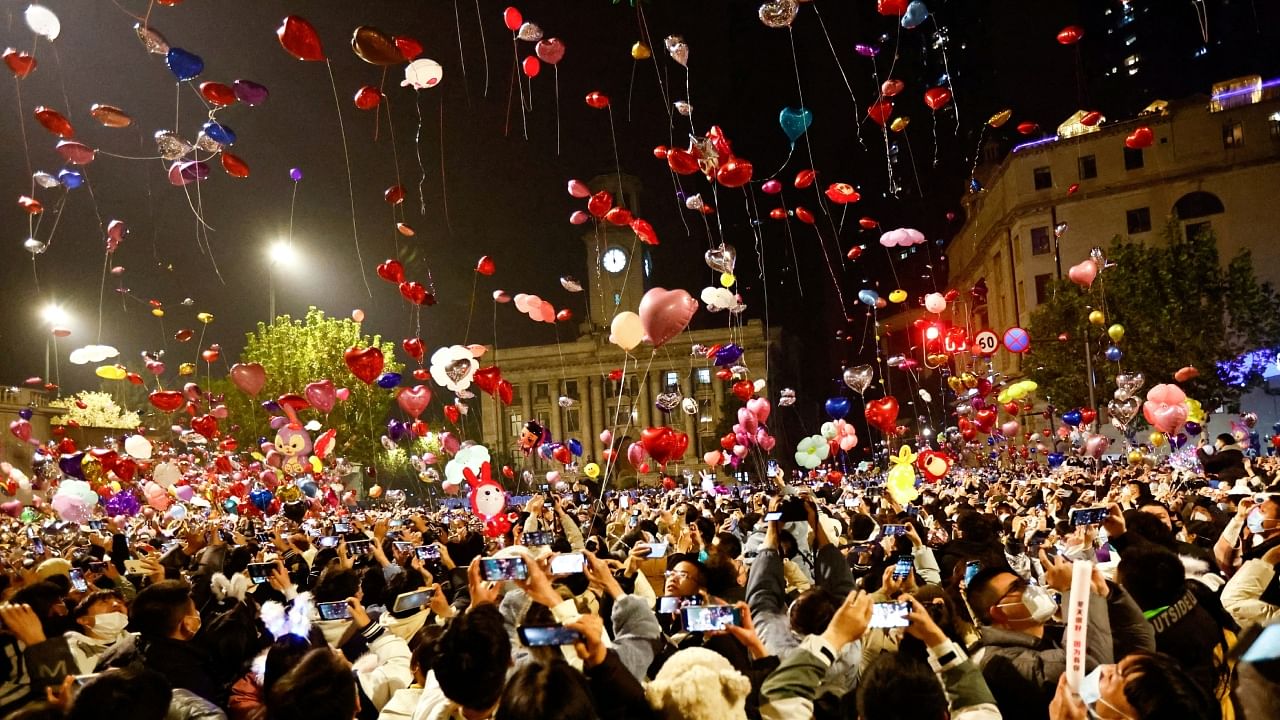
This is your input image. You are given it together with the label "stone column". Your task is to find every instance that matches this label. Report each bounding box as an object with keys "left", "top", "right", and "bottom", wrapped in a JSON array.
[
  {"left": 590, "top": 376, "right": 606, "bottom": 446},
  {"left": 678, "top": 371, "right": 696, "bottom": 442},
  {"left": 580, "top": 374, "right": 596, "bottom": 457},
  {"left": 548, "top": 382, "right": 563, "bottom": 442},
  {"left": 521, "top": 381, "right": 533, "bottom": 433}
]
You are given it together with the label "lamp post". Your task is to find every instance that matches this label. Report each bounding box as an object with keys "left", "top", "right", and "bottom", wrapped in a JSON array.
[
  {"left": 267, "top": 241, "right": 297, "bottom": 321},
  {"left": 41, "top": 304, "right": 68, "bottom": 386}
]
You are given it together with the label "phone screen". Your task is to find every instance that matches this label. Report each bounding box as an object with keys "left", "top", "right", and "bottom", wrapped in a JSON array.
[
  {"left": 392, "top": 590, "right": 433, "bottom": 614},
  {"left": 333, "top": 522, "right": 352, "bottom": 534},
  {"left": 892, "top": 556, "right": 913, "bottom": 581},
  {"left": 518, "top": 625, "right": 583, "bottom": 647},
  {"left": 682, "top": 605, "right": 742, "bottom": 633},
  {"left": 416, "top": 544, "right": 441, "bottom": 561},
  {"left": 646, "top": 542, "right": 669, "bottom": 559},
  {"left": 870, "top": 601, "right": 911, "bottom": 629},
  {"left": 480, "top": 556, "right": 529, "bottom": 581},
  {"left": 392, "top": 541, "right": 413, "bottom": 554},
  {"left": 32, "top": 537, "right": 45, "bottom": 556},
  {"left": 657, "top": 595, "right": 702, "bottom": 614},
  {"left": 318, "top": 536, "right": 339, "bottom": 549},
  {"left": 69, "top": 568, "right": 88, "bottom": 592},
  {"left": 247, "top": 562, "right": 274, "bottom": 585},
  {"left": 346, "top": 541, "right": 372, "bottom": 556},
  {"left": 1071, "top": 506, "right": 1109, "bottom": 526},
  {"left": 316, "top": 601, "right": 352, "bottom": 621},
  {"left": 523, "top": 531, "right": 553, "bottom": 547},
  {"left": 550, "top": 553, "right": 586, "bottom": 575},
  {"left": 883, "top": 524, "right": 907, "bottom": 537},
  {"left": 963, "top": 560, "right": 981, "bottom": 586},
  {"left": 389, "top": 519, "right": 405, "bottom": 528},
  {"left": 763, "top": 511, "right": 783, "bottom": 522}
]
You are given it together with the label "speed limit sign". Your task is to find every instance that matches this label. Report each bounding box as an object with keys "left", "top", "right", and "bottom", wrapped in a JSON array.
[{"left": 973, "top": 330, "right": 999, "bottom": 356}]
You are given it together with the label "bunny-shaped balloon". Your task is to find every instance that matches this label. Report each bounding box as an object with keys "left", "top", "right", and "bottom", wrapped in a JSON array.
[{"left": 464, "top": 461, "right": 512, "bottom": 538}]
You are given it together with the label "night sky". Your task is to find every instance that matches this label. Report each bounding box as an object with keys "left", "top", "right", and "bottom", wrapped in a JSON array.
[{"left": 1, "top": 1, "right": 1272, "bottom": 408}]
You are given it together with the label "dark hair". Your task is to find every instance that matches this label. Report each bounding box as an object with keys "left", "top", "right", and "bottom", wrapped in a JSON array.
[
  {"left": 790, "top": 588, "right": 838, "bottom": 637},
  {"left": 72, "top": 588, "right": 125, "bottom": 620},
  {"left": 267, "top": 647, "right": 357, "bottom": 720},
  {"left": 855, "top": 652, "right": 948, "bottom": 720},
  {"left": 129, "top": 580, "right": 193, "bottom": 638},
  {"left": 1121, "top": 651, "right": 1221, "bottom": 720},
  {"left": 1124, "top": 510, "right": 1177, "bottom": 549},
  {"left": 955, "top": 510, "right": 997, "bottom": 544},
  {"left": 1117, "top": 545, "right": 1185, "bottom": 610},
  {"left": 360, "top": 564, "right": 387, "bottom": 609},
  {"left": 713, "top": 531, "right": 743, "bottom": 561},
  {"left": 224, "top": 545, "right": 253, "bottom": 576},
  {"left": 68, "top": 666, "right": 172, "bottom": 720},
  {"left": 313, "top": 566, "right": 361, "bottom": 603},
  {"left": 7, "top": 703, "right": 64, "bottom": 720},
  {"left": 263, "top": 634, "right": 314, "bottom": 695},
  {"left": 433, "top": 605, "right": 512, "bottom": 711},
  {"left": 496, "top": 659, "right": 597, "bottom": 720},
  {"left": 410, "top": 624, "right": 445, "bottom": 668},
  {"left": 11, "top": 582, "right": 66, "bottom": 622},
  {"left": 664, "top": 554, "right": 709, "bottom": 590},
  {"left": 964, "top": 568, "right": 1016, "bottom": 625},
  {"left": 1216, "top": 433, "right": 1236, "bottom": 446}
]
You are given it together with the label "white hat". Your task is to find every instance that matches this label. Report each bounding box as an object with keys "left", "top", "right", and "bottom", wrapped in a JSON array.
[{"left": 645, "top": 647, "right": 750, "bottom": 720}]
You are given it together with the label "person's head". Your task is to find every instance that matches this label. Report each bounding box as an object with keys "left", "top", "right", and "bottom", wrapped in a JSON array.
[
  {"left": 433, "top": 605, "right": 512, "bottom": 717},
  {"left": 11, "top": 581, "right": 70, "bottom": 636},
  {"left": 711, "top": 532, "right": 742, "bottom": 562},
  {"left": 72, "top": 589, "right": 129, "bottom": 642},
  {"left": 965, "top": 568, "right": 1055, "bottom": 634},
  {"left": 267, "top": 648, "right": 357, "bottom": 720},
  {"left": 263, "top": 634, "right": 314, "bottom": 695},
  {"left": 645, "top": 647, "right": 750, "bottom": 720},
  {"left": 67, "top": 666, "right": 172, "bottom": 720},
  {"left": 663, "top": 555, "right": 708, "bottom": 597},
  {"left": 1216, "top": 433, "right": 1235, "bottom": 450},
  {"left": 855, "top": 652, "right": 948, "bottom": 720},
  {"left": 1124, "top": 510, "right": 1177, "bottom": 549},
  {"left": 313, "top": 565, "right": 361, "bottom": 604},
  {"left": 1247, "top": 497, "right": 1280, "bottom": 542},
  {"left": 130, "top": 580, "right": 200, "bottom": 640},
  {"left": 1138, "top": 502, "right": 1174, "bottom": 533},
  {"left": 1116, "top": 545, "right": 1185, "bottom": 612},
  {"left": 409, "top": 625, "right": 445, "bottom": 685},
  {"left": 496, "top": 659, "right": 596, "bottom": 720},
  {"left": 1090, "top": 651, "right": 1220, "bottom": 720},
  {"left": 789, "top": 588, "right": 838, "bottom": 637}
]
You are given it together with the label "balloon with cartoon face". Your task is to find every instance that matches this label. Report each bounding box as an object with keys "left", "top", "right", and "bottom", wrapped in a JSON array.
[
  {"left": 275, "top": 423, "right": 313, "bottom": 475},
  {"left": 465, "top": 461, "right": 511, "bottom": 537},
  {"left": 519, "top": 420, "right": 544, "bottom": 453}
]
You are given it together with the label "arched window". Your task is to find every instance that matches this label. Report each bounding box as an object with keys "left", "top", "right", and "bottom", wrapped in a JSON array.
[{"left": 1172, "top": 191, "right": 1224, "bottom": 220}]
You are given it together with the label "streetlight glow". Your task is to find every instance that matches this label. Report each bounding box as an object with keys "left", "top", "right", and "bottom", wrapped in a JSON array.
[
  {"left": 41, "top": 303, "right": 68, "bottom": 325},
  {"left": 268, "top": 241, "right": 297, "bottom": 266}
]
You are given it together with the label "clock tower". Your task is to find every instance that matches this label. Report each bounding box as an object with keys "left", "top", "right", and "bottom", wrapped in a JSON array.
[{"left": 583, "top": 173, "right": 648, "bottom": 331}]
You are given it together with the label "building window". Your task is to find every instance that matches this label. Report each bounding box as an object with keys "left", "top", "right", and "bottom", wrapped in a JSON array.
[
  {"left": 696, "top": 368, "right": 711, "bottom": 385},
  {"left": 699, "top": 413, "right": 714, "bottom": 433},
  {"left": 1126, "top": 207, "right": 1152, "bottom": 234},
  {"left": 509, "top": 413, "right": 523, "bottom": 437},
  {"left": 1270, "top": 113, "right": 1280, "bottom": 140},
  {"left": 564, "top": 380, "right": 578, "bottom": 399},
  {"left": 1078, "top": 155, "right": 1097, "bottom": 180},
  {"left": 508, "top": 384, "right": 521, "bottom": 405},
  {"left": 1030, "top": 226, "right": 1051, "bottom": 256},
  {"left": 1123, "top": 147, "right": 1144, "bottom": 170},
  {"left": 1123, "top": 54, "right": 1140, "bottom": 68},
  {"left": 664, "top": 371, "right": 679, "bottom": 389},
  {"left": 1034, "top": 273, "right": 1053, "bottom": 305},
  {"left": 1185, "top": 221, "right": 1213, "bottom": 242},
  {"left": 565, "top": 407, "right": 580, "bottom": 434},
  {"left": 534, "top": 383, "right": 549, "bottom": 403},
  {"left": 1033, "top": 166, "right": 1052, "bottom": 190},
  {"left": 1223, "top": 121, "right": 1244, "bottom": 149},
  {"left": 1173, "top": 191, "right": 1224, "bottom": 220}
]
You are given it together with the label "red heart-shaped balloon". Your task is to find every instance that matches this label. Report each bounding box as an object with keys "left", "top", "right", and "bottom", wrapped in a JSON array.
[
  {"left": 113, "top": 458, "right": 137, "bottom": 482},
  {"left": 732, "top": 380, "right": 754, "bottom": 401},
  {"left": 397, "top": 385, "right": 432, "bottom": 419},
  {"left": 475, "top": 256, "right": 496, "bottom": 275},
  {"left": 3, "top": 49, "right": 36, "bottom": 79},
  {"left": 149, "top": 390, "right": 185, "bottom": 413},
  {"left": 1003, "top": 402, "right": 1020, "bottom": 416},
  {"left": 377, "top": 259, "right": 405, "bottom": 284},
  {"left": 402, "top": 337, "right": 424, "bottom": 362},
  {"left": 864, "top": 397, "right": 900, "bottom": 433},
  {"left": 1080, "top": 408, "right": 1097, "bottom": 425},
  {"left": 443, "top": 404, "right": 461, "bottom": 424},
  {"left": 553, "top": 445, "right": 572, "bottom": 464},
  {"left": 344, "top": 345, "right": 385, "bottom": 384},
  {"left": 399, "top": 281, "right": 428, "bottom": 305},
  {"left": 191, "top": 414, "right": 219, "bottom": 439},
  {"left": 720, "top": 433, "right": 736, "bottom": 451},
  {"left": 412, "top": 368, "right": 430, "bottom": 380},
  {"left": 974, "top": 407, "right": 997, "bottom": 432},
  {"left": 1124, "top": 126, "right": 1153, "bottom": 149},
  {"left": 395, "top": 35, "right": 423, "bottom": 61},
  {"left": 497, "top": 379, "right": 513, "bottom": 406},
  {"left": 472, "top": 366, "right": 502, "bottom": 396}
]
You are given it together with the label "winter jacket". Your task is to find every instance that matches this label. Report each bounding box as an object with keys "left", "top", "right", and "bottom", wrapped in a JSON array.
[
  {"left": 105, "top": 635, "right": 224, "bottom": 707},
  {"left": 168, "top": 687, "right": 229, "bottom": 720},
  {"left": 1221, "top": 559, "right": 1280, "bottom": 627},
  {"left": 227, "top": 669, "right": 265, "bottom": 720},
  {"left": 584, "top": 649, "right": 655, "bottom": 720},
  {"left": 759, "top": 635, "right": 1002, "bottom": 720},
  {"left": 314, "top": 617, "right": 413, "bottom": 712},
  {"left": 971, "top": 582, "right": 1154, "bottom": 720},
  {"left": 1198, "top": 445, "right": 1247, "bottom": 483},
  {"left": 1145, "top": 587, "right": 1234, "bottom": 707},
  {"left": 0, "top": 635, "right": 77, "bottom": 717},
  {"left": 377, "top": 686, "right": 421, "bottom": 720},
  {"left": 378, "top": 607, "right": 430, "bottom": 645},
  {"left": 65, "top": 629, "right": 136, "bottom": 674}
]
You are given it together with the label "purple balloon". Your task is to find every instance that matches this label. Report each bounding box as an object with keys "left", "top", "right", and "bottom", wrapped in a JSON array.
[
  {"left": 713, "top": 343, "right": 744, "bottom": 367},
  {"left": 233, "top": 79, "right": 270, "bottom": 106},
  {"left": 179, "top": 160, "right": 210, "bottom": 183},
  {"left": 18, "top": 408, "right": 32, "bottom": 421},
  {"left": 261, "top": 400, "right": 281, "bottom": 413},
  {"left": 387, "top": 419, "right": 408, "bottom": 443},
  {"left": 289, "top": 167, "right": 303, "bottom": 182},
  {"left": 105, "top": 491, "right": 141, "bottom": 517},
  {"left": 855, "top": 43, "right": 880, "bottom": 57},
  {"left": 59, "top": 452, "right": 85, "bottom": 479}
]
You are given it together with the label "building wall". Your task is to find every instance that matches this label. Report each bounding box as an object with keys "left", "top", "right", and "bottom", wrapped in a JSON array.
[{"left": 0, "top": 387, "right": 57, "bottom": 469}]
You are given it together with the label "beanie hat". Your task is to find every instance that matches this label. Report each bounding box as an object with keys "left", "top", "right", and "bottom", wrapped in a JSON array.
[
  {"left": 645, "top": 647, "right": 751, "bottom": 720},
  {"left": 35, "top": 557, "right": 71, "bottom": 580}
]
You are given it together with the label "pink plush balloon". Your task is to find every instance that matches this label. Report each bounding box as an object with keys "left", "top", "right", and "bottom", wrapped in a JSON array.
[
  {"left": 1146, "top": 384, "right": 1187, "bottom": 406},
  {"left": 335, "top": 387, "right": 350, "bottom": 402},
  {"left": 546, "top": 470, "right": 561, "bottom": 484},
  {"left": 440, "top": 432, "right": 461, "bottom": 454},
  {"left": 1145, "top": 402, "right": 1188, "bottom": 435},
  {"left": 599, "top": 429, "right": 613, "bottom": 445},
  {"left": 733, "top": 444, "right": 749, "bottom": 458},
  {"left": 703, "top": 451, "right": 722, "bottom": 466},
  {"left": 1067, "top": 260, "right": 1098, "bottom": 288},
  {"left": 638, "top": 287, "right": 698, "bottom": 348},
  {"left": 306, "top": 379, "right": 337, "bottom": 413}
]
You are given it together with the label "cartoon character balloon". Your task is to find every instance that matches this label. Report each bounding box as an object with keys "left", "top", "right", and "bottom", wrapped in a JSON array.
[
  {"left": 519, "top": 420, "right": 544, "bottom": 453},
  {"left": 464, "top": 462, "right": 512, "bottom": 538},
  {"left": 886, "top": 446, "right": 920, "bottom": 504},
  {"left": 266, "top": 403, "right": 335, "bottom": 477}
]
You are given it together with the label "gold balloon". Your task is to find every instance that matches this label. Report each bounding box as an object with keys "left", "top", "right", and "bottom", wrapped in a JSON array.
[
  {"left": 96, "top": 365, "right": 127, "bottom": 380},
  {"left": 1088, "top": 310, "right": 1105, "bottom": 326},
  {"left": 151, "top": 308, "right": 165, "bottom": 318},
  {"left": 1149, "top": 431, "right": 1166, "bottom": 447},
  {"left": 81, "top": 455, "right": 103, "bottom": 484},
  {"left": 1127, "top": 449, "right": 1143, "bottom": 465},
  {"left": 987, "top": 109, "right": 1013, "bottom": 128},
  {"left": 889, "top": 116, "right": 911, "bottom": 133},
  {"left": 962, "top": 372, "right": 978, "bottom": 389},
  {"left": 630, "top": 42, "right": 651, "bottom": 60},
  {"left": 1107, "top": 324, "right": 1125, "bottom": 342},
  {"left": 720, "top": 272, "right": 736, "bottom": 287},
  {"left": 179, "top": 362, "right": 196, "bottom": 376},
  {"left": 888, "top": 289, "right": 908, "bottom": 303},
  {"left": 277, "top": 485, "right": 302, "bottom": 502},
  {"left": 196, "top": 312, "right": 214, "bottom": 324}
]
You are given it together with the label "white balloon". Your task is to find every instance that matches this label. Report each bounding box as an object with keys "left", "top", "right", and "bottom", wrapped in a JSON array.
[
  {"left": 25, "top": 4, "right": 60, "bottom": 41},
  {"left": 124, "top": 434, "right": 153, "bottom": 460},
  {"left": 153, "top": 461, "right": 180, "bottom": 488},
  {"left": 401, "top": 59, "right": 443, "bottom": 90}
]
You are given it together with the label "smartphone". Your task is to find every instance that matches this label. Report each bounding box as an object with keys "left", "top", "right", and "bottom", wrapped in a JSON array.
[
  {"left": 25, "top": 526, "right": 37, "bottom": 540},
  {"left": 345, "top": 540, "right": 372, "bottom": 556},
  {"left": 518, "top": 624, "right": 584, "bottom": 647},
  {"left": 88, "top": 561, "right": 108, "bottom": 574},
  {"left": 316, "top": 600, "right": 352, "bottom": 621},
  {"left": 392, "top": 541, "right": 413, "bottom": 555},
  {"left": 69, "top": 568, "right": 88, "bottom": 592},
  {"left": 763, "top": 511, "right": 783, "bottom": 523},
  {"left": 882, "top": 524, "right": 907, "bottom": 537},
  {"left": 389, "top": 519, "right": 405, "bottom": 528},
  {"left": 416, "top": 544, "right": 441, "bottom": 561},
  {"left": 124, "top": 559, "right": 148, "bottom": 575},
  {"left": 892, "top": 555, "right": 913, "bottom": 581},
  {"left": 333, "top": 522, "right": 352, "bottom": 534},
  {"left": 682, "top": 604, "right": 743, "bottom": 632},
  {"left": 767, "top": 460, "right": 779, "bottom": 477},
  {"left": 87, "top": 520, "right": 105, "bottom": 531},
  {"left": 906, "top": 505, "right": 920, "bottom": 518},
  {"left": 318, "top": 536, "right": 340, "bottom": 549},
  {"left": 1070, "top": 506, "right": 1109, "bottom": 527},
  {"left": 844, "top": 497, "right": 858, "bottom": 508},
  {"left": 657, "top": 595, "right": 703, "bottom": 613},
  {"left": 869, "top": 601, "right": 911, "bottom": 629},
  {"left": 480, "top": 556, "right": 529, "bottom": 582},
  {"left": 646, "top": 542, "right": 669, "bottom": 559},
  {"left": 1027, "top": 530, "right": 1050, "bottom": 552},
  {"left": 31, "top": 537, "right": 45, "bottom": 556},
  {"left": 247, "top": 562, "right": 275, "bottom": 585},
  {"left": 391, "top": 590, "right": 433, "bottom": 614},
  {"left": 550, "top": 553, "right": 586, "bottom": 575},
  {"left": 963, "top": 560, "right": 981, "bottom": 586},
  {"left": 1239, "top": 623, "right": 1280, "bottom": 663},
  {"left": 523, "top": 531, "right": 554, "bottom": 547}
]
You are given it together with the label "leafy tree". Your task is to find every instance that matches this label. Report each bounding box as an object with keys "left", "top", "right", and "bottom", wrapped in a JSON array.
[
  {"left": 210, "top": 307, "right": 403, "bottom": 469},
  {"left": 50, "top": 391, "right": 140, "bottom": 429},
  {"left": 1027, "top": 222, "right": 1280, "bottom": 411}
]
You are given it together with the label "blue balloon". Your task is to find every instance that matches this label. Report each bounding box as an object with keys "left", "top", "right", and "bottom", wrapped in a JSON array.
[
  {"left": 57, "top": 169, "right": 83, "bottom": 189},
  {"left": 901, "top": 1, "right": 929, "bottom": 29},
  {"left": 166, "top": 47, "right": 205, "bottom": 82},
  {"left": 376, "top": 372, "right": 402, "bottom": 389},
  {"left": 249, "top": 487, "right": 274, "bottom": 512},
  {"left": 779, "top": 106, "right": 813, "bottom": 146},
  {"left": 223, "top": 498, "right": 240, "bottom": 514},
  {"left": 299, "top": 480, "right": 318, "bottom": 498},
  {"left": 1062, "top": 409, "right": 1082, "bottom": 427},
  {"left": 261, "top": 400, "right": 281, "bottom": 412},
  {"left": 18, "top": 408, "right": 32, "bottom": 421},
  {"left": 824, "top": 396, "right": 851, "bottom": 420},
  {"left": 858, "top": 289, "right": 880, "bottom": 306},
  {"left": 1047, "top": 452, "right": 1065, "bottom": 468},
  {"left": 568, "top": 438, "right": 583, "bottom": 457},
  {"left": 1104, "top": 345, "right": 1123, "bottom": 362},
  {"left": 201, "top": 121, "right": 237, "bottom": 147}
]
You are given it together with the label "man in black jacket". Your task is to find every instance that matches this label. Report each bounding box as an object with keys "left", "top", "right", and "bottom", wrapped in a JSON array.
[
  {"left": 104, "top": 580, "right": 223, "bottom": 706},
  {"left": 1198, "top": 433, "right": 1248, "bottom": 484}
]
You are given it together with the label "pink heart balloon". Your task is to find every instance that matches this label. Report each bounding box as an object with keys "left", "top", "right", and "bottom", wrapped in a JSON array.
[
  {"left": 638, "top": 287, "right": 698, "bottom": 348},
  {"left": 599, "top": 429, "right": 613, "bottom": 445},
  {"left": 737, "top": 407, "right": 758, "bottom": 434},
  {"left": 397, "top": 385, "right": 432, "bottom": 419},
  {"left": 1084, "top": 434, "right": 1110, "bottom": 459},
  {"left": 627, "top": 442, "right": 646, "bottom": 468},
  {"left": 306, "top": 379, "right": 337, "bottom": 413},
  {"left": 335, "top": 387, "right": 350, "bottom": 402},
  {"left": 747, "top": 397, "right": 771, "bottom": 422},
  {"left": 733, "top": 444, "right": 749, "bottom": 458},
  {"left": 230, "top": 362, "right": 267, "bottom": 396},
  {"left": 1146, "top": 383, "right": 1186, "bottom": 406},
  {"left": 210, "top": 405, "right": 229, "bottom": 419},
  {"left": 757, "top": 433, "right": 777, "bottom": 452},
  {"left": 1067, "top": 259, "right": 1098, "bottom": 287},
  {"left": 703, "top": 451, "right": 722, "bottom": 466}
]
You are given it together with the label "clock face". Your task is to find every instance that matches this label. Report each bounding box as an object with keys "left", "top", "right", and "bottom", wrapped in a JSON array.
[{"left": 602, "top": 247, "right": 628, "bottom": 273}]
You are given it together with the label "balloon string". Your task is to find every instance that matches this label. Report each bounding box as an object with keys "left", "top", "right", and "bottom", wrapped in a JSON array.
[
  {"left": 382, "top": 94, "right": 405, "bottom": 200},
  {"left": 554, "top": 66, "right": 561, "bottom": 156},
  {"left": 810, "top": 2, "right": 863, "bottom": 149},
  {"left": 931, "top": 16, "right": 960, "bottom": 134},
  {"left": 12, "top": 76, "right": 33, "bottom": 197},
  {"left": 512, "top": 36, "right": 527, "bottom": 140},
  {"left": 191, "top": 150, "right": 225, "bottom": 285},
  {"left": 438, "top": 94, "right": 453, "bottom": 236},
  {"left": 503, "top": 54, "right": 515, "bottom": 137},
  {"left": 97, "top": 150, "right": 166, "bottom": 160},
  {"left": 413, "top": 93, "right": 428, "bottom": 216},
  {"left": 474, "top": 0, "right": 490, "bottom": 97},
  {"left": 812, "top": 225, "right": 853, "bottom": 321},
  {"left": 38, "top": 193, "right": 69, "bottom": 252},
  {"left": 462, "top": 272, "right": 479, "bottom": 344},
  {"left": 786, "top": 27, "right": 843, "bottom": 247},
  {"left": 778, "top": 196, "right": 804, "bottom": 297},
  {"left": 451, "top": 0, "right": 471, "bottom": 109},
  {"left": 744, "top": 186, "right": 771, "bottom": 381},
  {"left": 97, "top": 253, "right": 110, "bottom": 345},
  {"left": 325, "top": 61, "right": 372, "bottom": 298},
  {"left": 607, "top": 106, "right": 624, "bottom": 203}
]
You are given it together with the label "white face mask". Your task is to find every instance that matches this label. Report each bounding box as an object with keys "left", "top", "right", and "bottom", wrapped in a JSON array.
[
  {"left": 996, "top": 583, "right": 1058, "bottom": 625},
  {"left": 90, "top": 611, "right": 128, "bottom": 641}
]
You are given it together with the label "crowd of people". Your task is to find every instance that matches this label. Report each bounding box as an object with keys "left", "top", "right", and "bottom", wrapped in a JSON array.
[{"left": 0, "top": 443, "right": 1279, "bottom": 720}]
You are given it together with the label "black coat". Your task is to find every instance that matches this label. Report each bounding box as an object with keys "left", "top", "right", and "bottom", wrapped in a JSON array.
[
  {"left": 1197, "top": 445, "right": 1247, "bottom": 483},
  {"left": 1148, "top": 588, "right": 1230, "bottom": 701},
  {"left": 101, "top": 635, "right": 223, "bottom": 707}
]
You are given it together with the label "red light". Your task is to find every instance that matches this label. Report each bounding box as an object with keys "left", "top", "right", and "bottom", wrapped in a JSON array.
[{"left": 925, "top": 326, "right": 941, "bottom": 341}]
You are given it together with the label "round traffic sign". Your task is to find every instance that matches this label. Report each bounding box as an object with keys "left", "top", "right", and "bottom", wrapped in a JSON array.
[
  {"left": 973, "top": 330, "right": 999, "bottom": 356},
  {"left": 1003, "top": 327, "right": 1031, "bottom": 353}
]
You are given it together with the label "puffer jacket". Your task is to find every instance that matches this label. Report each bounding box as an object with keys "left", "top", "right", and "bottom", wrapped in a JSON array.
[{"left": 314, "top": 617, "right": 413, "bottom": 712}]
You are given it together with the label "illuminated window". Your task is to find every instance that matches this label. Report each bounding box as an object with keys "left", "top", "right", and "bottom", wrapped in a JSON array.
[
  {"left": 565, "top": 408, "right": 580, "bottom": 434},
  {"left": 1124, "top": 54, "right": 1140, "bottom": 67},
  {"left": 1124, "top": 35, "right": 1136, "bottom": 46},
  {"left": 696, "top": 368, "right": 711, "bottom": 384},
  {"left": 1030, "top": 226, "right": 1051, "bottom": 256},
  {"left": 509, "top": 413, "right": 523, "bottom": 437},
  {"left": 1223, "top": 121, "right": 1244, "bottom": 149},
  {"left": 664, "top": 371, "right": 679, "bottom": 389}
]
